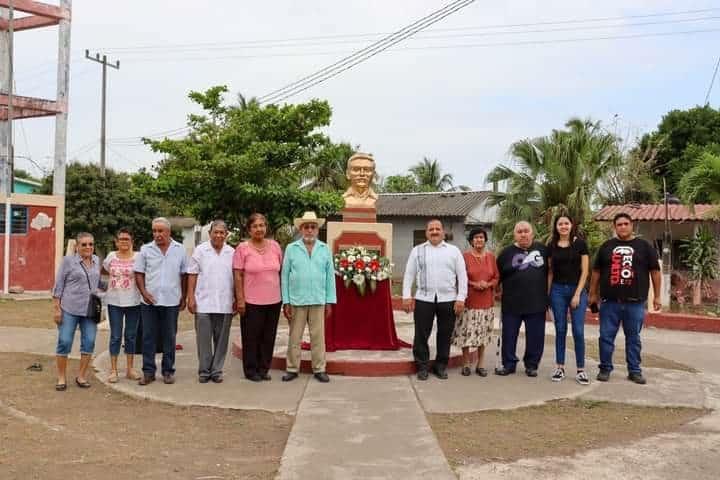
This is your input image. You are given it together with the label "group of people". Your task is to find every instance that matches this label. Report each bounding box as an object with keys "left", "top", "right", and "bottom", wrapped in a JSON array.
[
  {"left": 52, "top": 211, "right": 336, "bottom": 390},
  {"left": 52, "top": 209, "right": 660, "bottom": 391},
  {"left": 402, "top": 212, "right": 661, "bottom": 385}
]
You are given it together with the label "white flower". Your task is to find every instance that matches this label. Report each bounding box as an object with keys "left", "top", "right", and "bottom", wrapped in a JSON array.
[
  {"left": 352, "top": 274, "right": 365, "bottom": 285},
  {"left": 377, "top": 271, "right": 388, "bottom": 281},
  {"left": 343, "top": 275, "right": 349, "bottom": 281},
  {"left": 347, "top": 255, "right": 356, "bottom": 262},
  {"left": 362, "top": 255, "right": 371, "bottom": 263}
]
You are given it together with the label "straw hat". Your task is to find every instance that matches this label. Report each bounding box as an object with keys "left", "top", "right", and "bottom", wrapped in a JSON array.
[{"left": 293, "top": 211, "right": 325, "bottom": 229}]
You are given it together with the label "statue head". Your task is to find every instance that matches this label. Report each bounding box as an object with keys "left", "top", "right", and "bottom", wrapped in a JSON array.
[{"left": 346, "top": 152, "right": 376, "bottom": 192}]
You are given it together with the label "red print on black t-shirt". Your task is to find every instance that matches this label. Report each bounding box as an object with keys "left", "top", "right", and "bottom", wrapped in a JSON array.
[{"left": 610, "top": 246, "right": 634, "bottom": 286}]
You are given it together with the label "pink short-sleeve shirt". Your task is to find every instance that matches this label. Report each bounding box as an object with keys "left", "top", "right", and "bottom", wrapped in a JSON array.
[{"left": 232, "top": 240, "right": 282, "bottom": 305}]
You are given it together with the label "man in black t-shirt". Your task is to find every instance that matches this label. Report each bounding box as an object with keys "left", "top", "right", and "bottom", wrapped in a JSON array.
[
  {"left": 495, "top": 221, "right": 549, "bottom": 377},
  {"left": 589, "top": 213, "right": 661, "bottom": 385}
]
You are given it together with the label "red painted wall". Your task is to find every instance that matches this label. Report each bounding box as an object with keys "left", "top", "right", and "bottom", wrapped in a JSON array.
[{"left": 0, "top": 205, "right": 57, "bottom": 291}]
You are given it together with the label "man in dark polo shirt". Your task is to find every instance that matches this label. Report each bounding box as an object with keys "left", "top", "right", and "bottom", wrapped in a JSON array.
[
  {"left": 589, "top": 212, "right": 661, "bottom": 385},
  {"left": 495, "top": 221, "right": 549, "bottom": 377}
]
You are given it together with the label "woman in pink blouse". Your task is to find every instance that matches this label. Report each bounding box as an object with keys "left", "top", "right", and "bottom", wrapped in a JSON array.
[{"left": 233, "top": 213, "right": 283, "bottom": 381}]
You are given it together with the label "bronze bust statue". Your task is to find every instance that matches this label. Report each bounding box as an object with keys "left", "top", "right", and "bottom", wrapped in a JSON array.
[{"left": 343, "top": 152, "right": 378, "bottom": 209}]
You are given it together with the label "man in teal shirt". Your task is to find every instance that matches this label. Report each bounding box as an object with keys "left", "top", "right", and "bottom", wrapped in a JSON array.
[{"left": 281, "top": 211, "right": 337, "bottom": 383}]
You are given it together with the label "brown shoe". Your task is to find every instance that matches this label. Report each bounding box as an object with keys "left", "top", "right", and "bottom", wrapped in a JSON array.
[
  {"left": 138, "top": 375, "right": 155, "bottom": 386},
  {"left": 163, "top": 374, "right": 176, "bottom": 384}
]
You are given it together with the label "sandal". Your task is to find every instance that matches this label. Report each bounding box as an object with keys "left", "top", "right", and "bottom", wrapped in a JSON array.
[
  {"left": 75, "top": 377, "right": 91, "bottom": 388},
  {"left": 55, "top": 382, "right": 67, "bottom": 391},
  {"left": 126, "top": 369, "right": 141, "bottom": 380},
  {"left": 108, "top": 371, "right": 119, "bottom": 383}
]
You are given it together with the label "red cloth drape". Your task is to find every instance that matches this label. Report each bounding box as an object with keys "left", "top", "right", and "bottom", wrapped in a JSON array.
[{"left": 302, "top": 277, "right": 411, "bottom": 352}]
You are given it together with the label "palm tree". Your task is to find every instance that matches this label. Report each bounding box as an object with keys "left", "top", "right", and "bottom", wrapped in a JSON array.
[
  {"left": 486, "top": 117, "right": 621, "bottom": 246},
  {"left": 678, "top": 151, "right": 720, "bottom": 205},
  {"left": 302, "top": 143, "right": 355, "bottom": 192},
  {"left": 409, "top": 157, "right": 455, "bottom": 191}
]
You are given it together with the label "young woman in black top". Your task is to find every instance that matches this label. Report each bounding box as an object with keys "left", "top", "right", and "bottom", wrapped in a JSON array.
[{"left": 547, "top": 214, "right": 590, "bottom": 385}]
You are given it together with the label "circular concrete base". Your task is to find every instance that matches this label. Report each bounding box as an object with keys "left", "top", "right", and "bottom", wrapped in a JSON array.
[{"left": 232, "top": 322, "right": 465, "bottom": 376}]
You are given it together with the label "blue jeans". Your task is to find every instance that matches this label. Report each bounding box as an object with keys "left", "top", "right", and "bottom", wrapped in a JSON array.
[
  {"left": 549, "top": 283, "right": 587, "bottom": 369},
  {"left": 56, "top": 311, "right": 97, "bottom": 356},
  {"left": 140, "top": 304, "right": 179, "bottom": 377},
  {"left": 598, "top": 300, "right": 645, "bottom": 374},
  {"left": 108, "top": 304, "right": 141, "bottom": 356}
]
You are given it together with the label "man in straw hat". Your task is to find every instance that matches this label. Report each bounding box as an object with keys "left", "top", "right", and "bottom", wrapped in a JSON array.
[{"left": 281, "top": 211, "right": 337, "bottom": 383}]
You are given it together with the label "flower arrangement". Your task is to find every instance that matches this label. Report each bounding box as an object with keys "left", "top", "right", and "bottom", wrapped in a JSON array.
[{"left": 334, "top": 246, "right": 393, "bottom": 296}]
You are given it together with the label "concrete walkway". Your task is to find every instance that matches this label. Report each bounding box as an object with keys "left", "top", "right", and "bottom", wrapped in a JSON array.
[
  {"left": 278, "top": 376, "right": 455, "bottom": 480},
  {"left": 2, "top": 318, "right": 720, "bottom": 479}
]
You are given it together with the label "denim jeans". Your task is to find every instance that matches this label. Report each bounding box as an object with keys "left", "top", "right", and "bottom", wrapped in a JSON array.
[
  {"left": 108, "top": 304, "right": 141, "bottom": 356},
  {"left": 140, "top": 304, "right": 179, "bottom": 377},
  {"left": 56, "top": 310, "right": 97, "bottom": 356},
  {"left": 549, "top": 283, "right": 587, "bottom": 369},
  {"left": 598, "top": 300, "right": 645, "bottom": 374}
]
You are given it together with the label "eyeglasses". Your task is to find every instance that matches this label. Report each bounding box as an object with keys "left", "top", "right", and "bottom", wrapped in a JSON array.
[
  {"left": 80, "top": 242, "right": 94, "bottom": 247},
  {"left": 301, "top": 224, "right": 318, "bottom": 230}
]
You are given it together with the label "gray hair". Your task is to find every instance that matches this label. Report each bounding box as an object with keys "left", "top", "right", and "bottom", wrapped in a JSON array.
[
  {"left": 76, "top": 232, "right": 93, "bottom": 242},
  {"left": 151, "top": 217, "right": 171, "bottom": 229},
  {"left": 514, "top": 221, "right": 533, "bottom": 233},
  {"left": 209, "top": 219, "right": 228, "bottom": 232}
]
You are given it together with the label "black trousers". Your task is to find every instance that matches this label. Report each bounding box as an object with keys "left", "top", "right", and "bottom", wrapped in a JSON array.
[
  {"left": 501, "top": 311, "right": 546, "bottom": 370},
  {"left": 413, "top": 299, "right": 455, "bottom": 371},
  {"left": 240, "top": 302, "right": 281, "bottom": 377}
]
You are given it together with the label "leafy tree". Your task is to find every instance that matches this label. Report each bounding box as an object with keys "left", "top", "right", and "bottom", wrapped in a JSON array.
[
  {"left": 145, "top": 86, "right": 345, "bottom": 232},
  {"left": 640, "top": 105, "right": 720, "bottom": 193},
  {"left": 600, "top": 142, "right": 661, "bottom": 205},
  {"left": 379, "top": 174, "right": 425, "bottom": 193},
  {"left": 487, "top": 117, "right": 621, "bottom": 247},
  {"left": 39, "top": 163, "right": 163, "bottom": 253},
  {"left": 680, "top": 226, "right": 719, "bottom": 305}
]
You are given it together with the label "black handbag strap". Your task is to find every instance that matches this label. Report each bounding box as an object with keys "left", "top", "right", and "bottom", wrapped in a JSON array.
[{"left": 79, "top": 260, "right": 94, "bottom": 293}]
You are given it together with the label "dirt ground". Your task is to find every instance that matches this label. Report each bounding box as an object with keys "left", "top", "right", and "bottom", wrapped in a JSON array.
[
  {"left": 0, "top": 353, "right": 293, "bottom": 480},
  {"left": 428, "top": 398, "right": 707, "bottom": 467},
  {"left": 0, "top": 299, "right": 198, "bottom": 331}
]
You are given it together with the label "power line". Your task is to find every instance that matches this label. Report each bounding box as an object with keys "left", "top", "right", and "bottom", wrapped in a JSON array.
[
  {"left": 705, "top": 55, "right": 720, "bottom": 104},
  {"left": 94, "top": 7, "right": 720, "bottom": 52},
  {"left": 92, "top": 15, "right": 718, "bottom": 56},
  {"left": 260, "top": 0, "right": 477, "bottom": 104}
]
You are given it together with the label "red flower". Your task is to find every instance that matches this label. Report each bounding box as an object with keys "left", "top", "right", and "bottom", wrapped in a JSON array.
[
  {"left": 354, "top": 259, "right": 366, "bottom": 270},
  {"left": 369, "top": 260, "right": 380, "bottom": 272},
  {"left": 340, "top": 259, "right": 350, "bottom": 269}
]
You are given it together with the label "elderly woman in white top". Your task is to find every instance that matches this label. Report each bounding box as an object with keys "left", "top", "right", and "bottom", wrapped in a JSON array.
[
  {"left": 53, "top": 232, "right": 101, "bottom": 391},
  {"left": 102, "top": 227, "right": 142, "bottom": 383}
]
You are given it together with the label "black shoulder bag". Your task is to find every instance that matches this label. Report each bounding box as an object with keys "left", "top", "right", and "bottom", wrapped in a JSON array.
[{"left": 80, "top": 262, "right": 102, "bottom": 323}]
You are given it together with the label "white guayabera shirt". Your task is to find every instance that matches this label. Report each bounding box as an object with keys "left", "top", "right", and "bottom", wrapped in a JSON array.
[
  {"left": 187, "top": 241, "right": 235, "bottom": 314},
  {"left": 402, "top": 241, "right": 468, "bottom": 303}
]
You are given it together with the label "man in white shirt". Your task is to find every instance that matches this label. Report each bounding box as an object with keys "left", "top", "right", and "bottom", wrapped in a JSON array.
[
  {"left": 403, "top": 219, "right": 468, "bottom": 380},
  {"left": 187, "top": 220, "right": 236, "bottom": 383}
]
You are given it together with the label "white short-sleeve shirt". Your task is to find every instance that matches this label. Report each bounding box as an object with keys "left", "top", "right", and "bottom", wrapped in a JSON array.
[{"left": 187, "top": 241, "right": 235, "bottom": 314}]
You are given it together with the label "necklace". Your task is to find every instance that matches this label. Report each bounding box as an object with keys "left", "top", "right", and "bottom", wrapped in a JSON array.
[{"left": 249, "top": 239, "right": 267, "bottom": 253}]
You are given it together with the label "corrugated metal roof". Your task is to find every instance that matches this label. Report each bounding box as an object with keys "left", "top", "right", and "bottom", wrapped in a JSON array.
[
  {"left": 377, "top": 191, "right": 491, "bottom": 217},
  {"left": 594, "top": 204, "right": 716, "bottom": 222}
]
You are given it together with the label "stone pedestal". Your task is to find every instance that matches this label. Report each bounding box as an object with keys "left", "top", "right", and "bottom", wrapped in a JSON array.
[{"left": 326, "top": 221, "right": 393, "bottom": 258}]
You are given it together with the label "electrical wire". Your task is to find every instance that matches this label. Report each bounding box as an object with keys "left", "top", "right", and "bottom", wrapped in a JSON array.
[
  {"left": 705, "top": 55, "right": 720, "bottom": 104},
  {"left": 259, "top": 0, "right": 476, "bottom": 104}
]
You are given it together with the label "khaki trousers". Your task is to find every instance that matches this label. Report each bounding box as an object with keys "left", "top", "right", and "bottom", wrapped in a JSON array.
[{"left": 286, "top": 305, "right": 326, "bottom": 373}]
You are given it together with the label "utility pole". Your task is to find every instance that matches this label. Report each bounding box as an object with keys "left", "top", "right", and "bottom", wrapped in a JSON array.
[{"left": 85, "top": 50, "right": 119, "bottom": 177}]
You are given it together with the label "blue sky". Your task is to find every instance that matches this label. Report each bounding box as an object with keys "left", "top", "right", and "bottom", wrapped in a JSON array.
[{"left": 9, "top": 0, "right": 720, "bottom": 189}]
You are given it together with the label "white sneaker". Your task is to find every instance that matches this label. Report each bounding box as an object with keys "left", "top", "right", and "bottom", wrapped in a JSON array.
[
  {"left": 576, "top": 371, "right": 590, "bottom": 385},
  {"left": 551, "top": 367, "right": 565, "bottom": 382}
]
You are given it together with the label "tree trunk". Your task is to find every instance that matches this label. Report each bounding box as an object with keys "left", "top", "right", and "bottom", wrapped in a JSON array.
[{"left": 692, "top": 280, "right": 702, "bottom": 306}]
